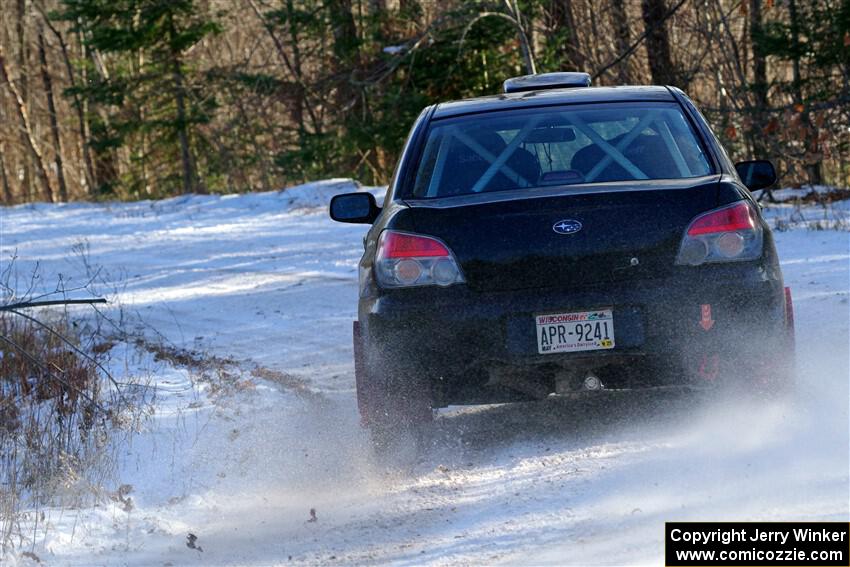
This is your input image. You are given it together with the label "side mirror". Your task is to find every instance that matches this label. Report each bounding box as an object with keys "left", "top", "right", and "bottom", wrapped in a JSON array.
[
  {"left": 329, "top": 192, "right": 380, "bottom": 224},
  {"left": 735, "top": 160, "right": 777, "bottom": 191}
]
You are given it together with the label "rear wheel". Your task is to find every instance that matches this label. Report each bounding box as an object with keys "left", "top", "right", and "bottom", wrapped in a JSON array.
[
  {"left": 353, "top": 322, "right": 433, "bottom": 461},
  {"left": 750, "top": 331, "right": 795, "bottom": 396},
  {"left": 751, "top": 288, "right": 796, "bottom": 396},
  {"left": 732, "top": 316, "right": 796, "bottom": 397},
  {"left": 682, "top": 328, "right": 795, "bottom": 397}
]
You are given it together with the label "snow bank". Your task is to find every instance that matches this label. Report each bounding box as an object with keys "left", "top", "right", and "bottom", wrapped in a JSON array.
[
  {"left": 6, "top": 177, "right": 385, "bottom": 219},
  {"left": 277, "top": 178, "right": 386, "bottom": 209},
  {"left": 751, "top": 185, "right": 848, "bottom": 203}
]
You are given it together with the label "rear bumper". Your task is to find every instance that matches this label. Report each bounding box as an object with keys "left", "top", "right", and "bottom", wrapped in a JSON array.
[{"left": 360, "top": 263, "right": 788, "bottom": 403}]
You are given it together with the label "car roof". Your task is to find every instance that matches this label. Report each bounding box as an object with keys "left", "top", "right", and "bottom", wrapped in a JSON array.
[{"left": 432, "top": 85, "right": 676, "bottom": 120}]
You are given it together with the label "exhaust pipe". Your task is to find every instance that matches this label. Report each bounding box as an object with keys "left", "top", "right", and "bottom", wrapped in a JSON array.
[
  {"left": 554, "top": 371, "right": 604, "bottom": 394},
  {"left": 583, "top": 373, "right": 603, "bottom": 391}
]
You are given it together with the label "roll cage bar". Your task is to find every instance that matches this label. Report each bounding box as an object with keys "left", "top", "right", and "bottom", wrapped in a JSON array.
[{"left": 425, "top": 107, "right": 697, "bottom": 197}]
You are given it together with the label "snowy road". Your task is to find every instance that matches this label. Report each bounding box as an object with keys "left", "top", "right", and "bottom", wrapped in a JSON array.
[{"left": 1, "top": 181, "right": 847, "bottom": 565}]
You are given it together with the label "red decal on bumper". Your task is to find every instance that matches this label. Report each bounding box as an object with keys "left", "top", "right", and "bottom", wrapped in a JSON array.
[{"left": 699, "top": 304, "right": 715, "bottom": 331}]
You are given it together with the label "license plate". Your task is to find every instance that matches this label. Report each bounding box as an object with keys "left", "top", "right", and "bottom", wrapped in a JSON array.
[{"left": 535, "top": 309, "right": 615, "bottom": 354}]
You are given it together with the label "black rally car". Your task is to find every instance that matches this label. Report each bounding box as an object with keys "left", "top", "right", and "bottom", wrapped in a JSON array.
[{"left": 330, "top": 72, "right": 795, "bottom": 442}]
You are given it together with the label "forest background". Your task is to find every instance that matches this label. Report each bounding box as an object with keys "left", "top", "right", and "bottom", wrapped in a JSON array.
[{"left": 0, "top": 0, "right": 847, "bottom": 203}]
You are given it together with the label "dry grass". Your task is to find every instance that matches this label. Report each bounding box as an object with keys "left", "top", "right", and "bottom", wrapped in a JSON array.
[
  {"left": 0, "top": 310, "right": 119, "bottom": 552},
  {"left": 0, "top": 250, "right": 151, "bottom": 555}
]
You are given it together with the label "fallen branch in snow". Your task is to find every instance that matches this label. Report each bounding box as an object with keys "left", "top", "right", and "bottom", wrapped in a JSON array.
[{"left": 0, "top": 298, "right": 107, "bottom": 311}]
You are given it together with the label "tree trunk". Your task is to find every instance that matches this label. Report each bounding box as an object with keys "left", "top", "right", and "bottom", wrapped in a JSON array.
[
  {"left": 509, "top": 0, "right": 536, "bottom": 75},
  {"left": 398, "top": 0, "right": 421, "bottom": 33},
  {"left": 0, "top": 45, "right": 55, "bottom": 202},
  {"left": 37, "top": 28, "right": 68, "bottom": 202},
  {"left": 368, "top": 0, "right": 391, "bottom": 42},
  {"left": 167, "top": 14, "right": 198, "bottom": 195},
  {"left": 0, "top": 144, "right": 12, "bottom": 204},
  {"left": 172, "top": 57, "right": 196, "bottom": 194},
  {"left": 245, "top": 0, "right": 322, "bottom": 134},
  {"left": 398, "top": 0, "right": 418, "bottom": 14},
  {"left": 329, "top": 0, "right": 361, "bottom": 112},
  {"left": 286, "top": 0, "right": 306, "bottom": 139},
  {"left": 750, "top": 0, "right": 768, "bottom": 116},
  {"left": 86, "top": 42, "right": 119, "bottom": 194},
  {"left": 641, "top": 0, "right": 677, "bottom": 86},
  {"left": 747, "top": 0, "right": 772, "bottom": 199},
  {"left": 609, "top": 0, "right": 632, "bottom": 84},
  {"left": 15, "top": 0, "right": 33, "bottom": 200},
  {"left": 549, "top": 0, "right": 583, "bottom": 72},
  {"left": 788, "top": 0, "right": 822, "bottom": 185},
  {"left": 36, "top": 6, "right": 96, "bottom": 195},
  {"left": 89, "top": 108, "right": 118, "bottom": 194}
]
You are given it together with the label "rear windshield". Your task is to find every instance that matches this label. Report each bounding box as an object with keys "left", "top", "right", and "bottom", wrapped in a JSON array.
[{"left": 409, "top": 102, "right": 713, "bottom": 199}]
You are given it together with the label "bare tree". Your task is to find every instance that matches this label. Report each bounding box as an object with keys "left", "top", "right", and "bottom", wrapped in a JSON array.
[
  {"left": 0, "top": 142, "right": 11, "bottom": 204},
  {"left": 788, "top": 0, "right": 822, "bottom": 185},
  {"left": 35, "top": 2, "right": 96, "bottom": 196},
  {"left": 329, "top": 0, "right": 362, "bottom": 112},
  {"left": 0, "top": 44, "right": 55, "bottom": 202},
  {"left": 14, "top": 0, "right": 33, "bottom": 200},
  {"left": 37, "top": 27, "right": 68, "bottom": 201},
  {"left": 547, "top": 0, "right": 584, "bottom": 72},
  {"left": 609, "top": 0, "right": 632, "bottom": 83},
  {"left": 0, "top": 0, "right": 844, "bottom": 200},
  {"left": 460, "top": 2, "right": 537, "bottom": 76},
  {"left": 641, "top": 0, "right": 677, "bottom": 86},
  {"left": 746, "top": 0, "right": 775, "bottom": 195},
  {"left": 165, "top": 13, "right": 199, "bottom": 195},
  {"left": 506, "top": 0, "right": 536, "bottom": 75}
]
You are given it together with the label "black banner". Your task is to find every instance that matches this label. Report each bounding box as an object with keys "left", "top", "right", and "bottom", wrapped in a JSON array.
[{"left": 666, "top": 522, "right": 850, "bottom": 566}]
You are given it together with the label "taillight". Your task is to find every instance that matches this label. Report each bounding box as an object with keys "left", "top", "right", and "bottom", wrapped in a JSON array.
[
  {"left": 675, "top": 201, "right": 763, "bottom": 266},
  {"left": 374, "top": 230, "right": 466, "bottom": 288}
]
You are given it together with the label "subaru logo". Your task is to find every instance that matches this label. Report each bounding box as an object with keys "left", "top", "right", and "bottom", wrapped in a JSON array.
[{"left": 552, "top": 219, "right": 582, "bottom": 235}]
